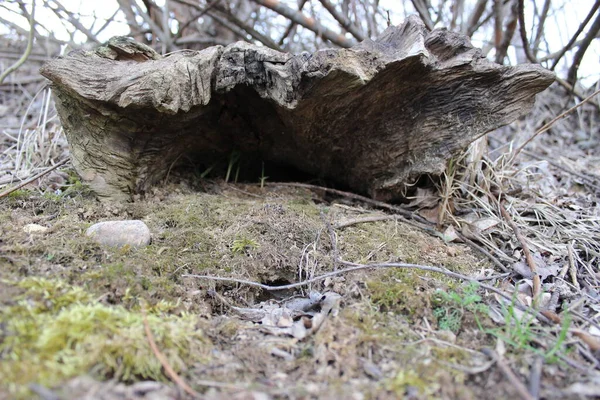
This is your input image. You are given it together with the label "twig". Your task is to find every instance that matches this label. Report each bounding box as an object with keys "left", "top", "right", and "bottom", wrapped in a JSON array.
[
  {"left": 513, "top": 88, "right": 600, "bottom": 158},
  {"left": 141, "top": 308, "right": 202, "bottom": 398},
  {"left": 0, "top": 0, "right": 35, "bottom": 84},
  {"left": 0, "top": 158, "right": 69, "bottom": 199},
  {"left": 172, "top": 0, "right": 220, "bottom": 40},
  {"left": 567, "top": 241, "right": 581, "bottom": 289},
  {"left": 477, "top": 273, "right": 511, "bottom": 281},
  {"left": 184, "top": 259, "right": 551, "bottom": 324},
  {"left": 184, "top": 261, "right": 491, "bottom": 291},
  {"left": 555, "top": 77, "right": 600, "bottom": 109},
  {"left": 335, "top": 214, "right": 404, "bottom": 229},
  {"left": 499, "top": 200, "right": 541, "bottom": 301},
  {"left": 28, "top": 383, "right": 60, "bottom": 400},
  {"left": 334, "top": 212, "right": 510, "bottom": 273},
  {"left": 48, "top": 0, "right": 101, "bottom": 44},
  {"left": 483, "top": 347, "right": 534, "bottom": 400}
]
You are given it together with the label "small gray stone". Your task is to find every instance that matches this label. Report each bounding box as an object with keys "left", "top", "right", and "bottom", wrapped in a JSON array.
[{"left": 86, "top": 220, "right": 151, "bottom": 248}]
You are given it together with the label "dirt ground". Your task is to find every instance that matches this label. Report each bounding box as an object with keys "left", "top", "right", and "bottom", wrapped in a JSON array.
[{"left": 0, "top": 176, "right": 595, "bottom": 400}]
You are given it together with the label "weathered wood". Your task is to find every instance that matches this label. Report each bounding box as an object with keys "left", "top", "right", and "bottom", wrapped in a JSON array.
[{"left": 40, "top": 16, "right": 554, "bottom": 201}]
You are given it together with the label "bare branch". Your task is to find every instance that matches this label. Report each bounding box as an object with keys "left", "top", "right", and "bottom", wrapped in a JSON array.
[
  {"left": 465, "top": 0, "right": 488, "bottom": 36},
  {"left": 517, "top": 0, "right": 536, "bottom": 62},
  {"left": 0, "top": 0, "right": 36, "bottom": 84},
  {"left": 495, "top": 0, "right": 518, "bottom": 64},
  {"left": 93, "top": 8, "right": 121, "bottom": 38},
  {"left": 318, "top": 0, "right": 365, "bottom": 41},
  {"left": 494, "top": 0, "right": 504, "bottom": 52},
  {"left": 172, "top": 0, "right": 220, "bottom": 41},
  {"left": 211, "top": 6, "right": 283, "bottom": 50},
  {"left": 205, "top": 11, "right": 252, "bottom": 42},
  {"left": 278, "top": 0, "right": 308, "bottom": 46},
  {"left": 551, "top": 1, "right": 600, "bottom": 71},
  {"left": 532, "top": 0, "right": 551, "bottom": 57},
  {"left": 0, "top": 159, "right": 69, "bottom": 199},
  {"left": 116, "top": 0, "right": 145, "bottom": 40},
  {"left": 47, "top": 0, "right": 100, "bottom": 44},
  {"left": 132, "top": 0, "right": 172, "bottom": 50},
  {"left": 410, "top": 0, "right": 435, "bottom": 30},
  {"left": 567, "top": 8, "right": 600, "bottom": 86},
  {"left": 250, "top": 0, "right": 355, "bottom": 47},
  {"left": 450, "top": 0, "right": 465, "bottom": 31}
]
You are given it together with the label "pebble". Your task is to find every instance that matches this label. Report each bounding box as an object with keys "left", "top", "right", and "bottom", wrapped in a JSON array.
[
  {"left": 23, "top": 223, "right": 49, "bottom": 234},
  {"left": 86, "top": 220, "right": 151, "bottom": 248}
]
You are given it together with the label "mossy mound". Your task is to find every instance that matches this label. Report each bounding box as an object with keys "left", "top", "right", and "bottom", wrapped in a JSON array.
[
  {"left": 2, "top": 179, "right": 528, "bottom": 399},
  {"left": 0, "top": 277, "right": 210, "bottom": 398}
]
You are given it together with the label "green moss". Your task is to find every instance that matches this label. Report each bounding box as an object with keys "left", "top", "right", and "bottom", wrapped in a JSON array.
[
  {"left": 6, "top": 189, "right": 31, "bottom": 200},
  {"left": 42, "top": 191, "right": 63, "bottom": 202},
  {"left": 0, "top": 278, "right": 210, "bottom": 398},
  {"left": 386, "top": 369, "right": 433, "bottom": 397},
  {"left": 366, "top": 270, "right": 432, "bottom": 318}
]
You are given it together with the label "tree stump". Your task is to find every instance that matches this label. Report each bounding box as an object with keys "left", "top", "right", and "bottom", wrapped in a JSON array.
[{"left": 40, "top": 16, "right": 554, "bottom": 201}]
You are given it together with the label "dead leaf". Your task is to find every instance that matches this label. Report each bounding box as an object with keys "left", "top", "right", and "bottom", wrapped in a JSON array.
[
  {"left": 440, "top": 225, "right": 460, "bottom": 243},
  {"left": 419, "top": 204, "right": 441, "bottom": 224}
]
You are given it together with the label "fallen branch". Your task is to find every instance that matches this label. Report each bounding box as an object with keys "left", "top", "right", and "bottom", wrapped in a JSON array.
[
  {"left": 183, "top": 259, "right": 550, "bottom": 324},
  {"left": 267, "top": 182, "right": 509, "bottom": 272},
  {"left": 0, "top": 158, "right": 69, "bottom": 199},
  {"left": 263, "top": 182, "right": 425, "bottom": 223},
  {"left": 458, "top": 234, "right": 510, "bottom": 273},
  {"left": 334, "top": 214, "right": 509, "bottom": 272},
  {"left": 528, "top": 356, "right": 543, "bottom": 399}
]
